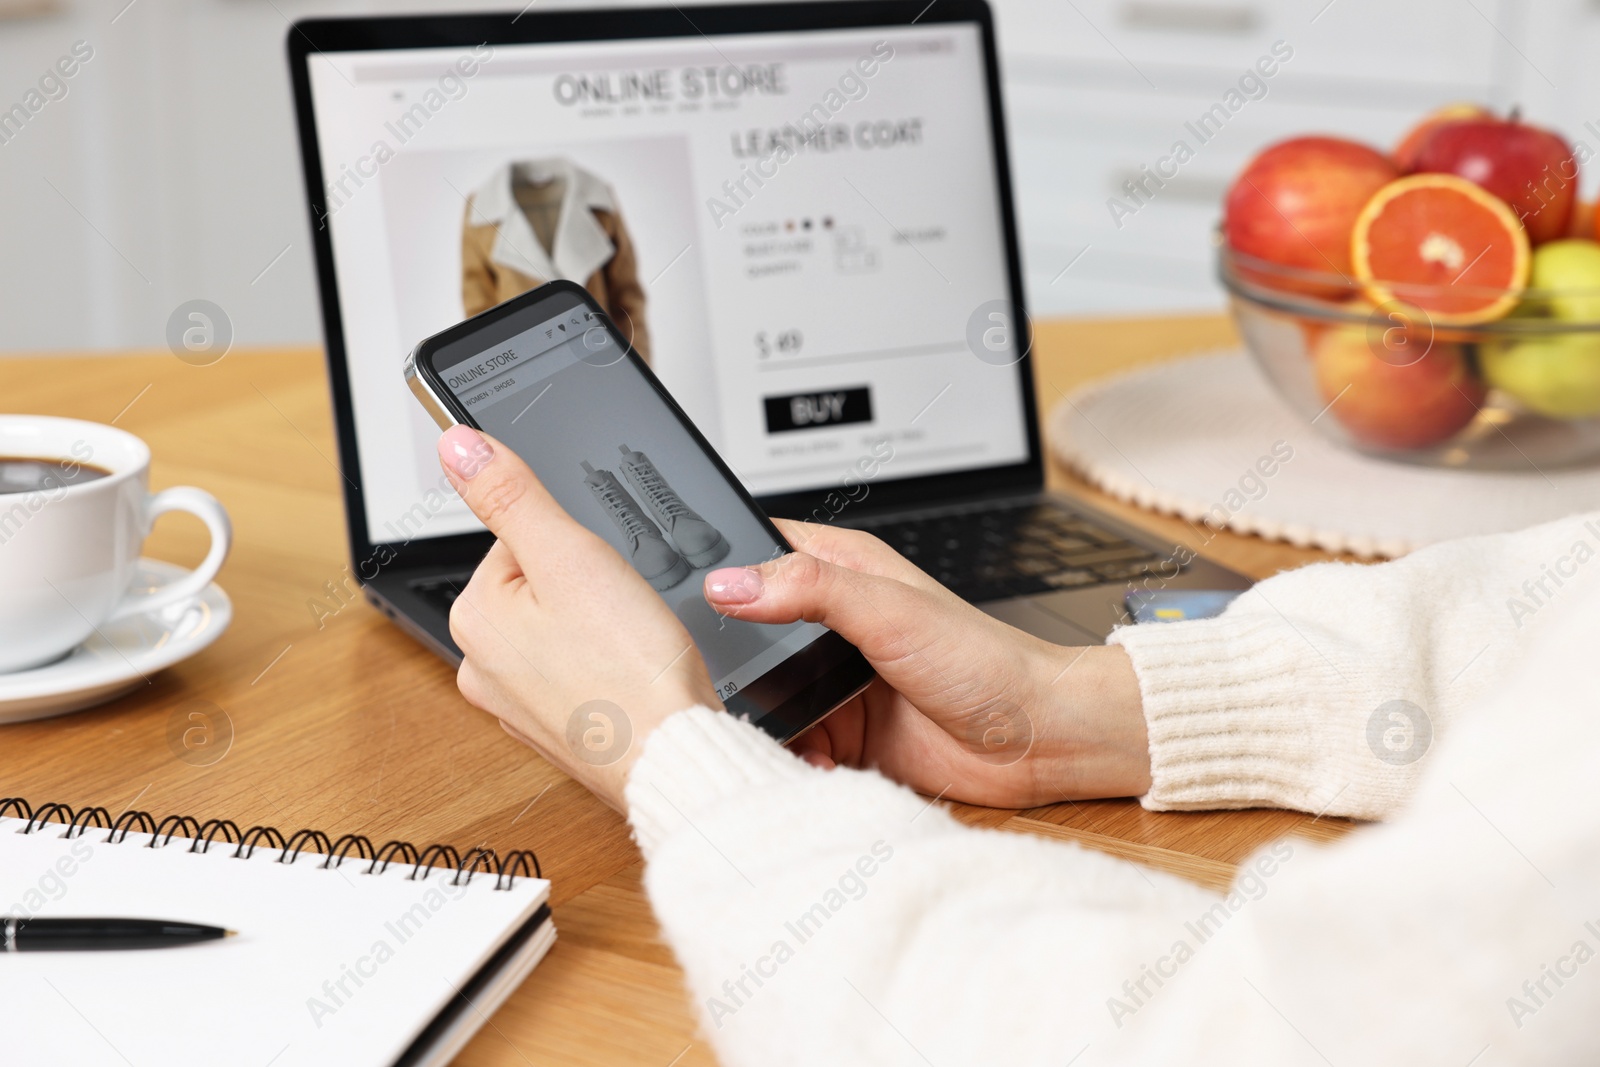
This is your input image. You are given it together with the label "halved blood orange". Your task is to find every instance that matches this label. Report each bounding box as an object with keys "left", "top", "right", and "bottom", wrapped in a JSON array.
[{"left": 1351, "top": 174, "right": 1530, "bottom": 324}]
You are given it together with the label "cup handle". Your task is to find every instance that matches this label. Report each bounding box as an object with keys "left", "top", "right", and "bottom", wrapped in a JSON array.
[{"left": 107, "top": 486, "right": 233, "bottom": 621}]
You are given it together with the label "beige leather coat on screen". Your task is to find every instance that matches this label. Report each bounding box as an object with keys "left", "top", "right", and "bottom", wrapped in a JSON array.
[{"left": 461, "top": 158, "right": 651, "bottom": 362}]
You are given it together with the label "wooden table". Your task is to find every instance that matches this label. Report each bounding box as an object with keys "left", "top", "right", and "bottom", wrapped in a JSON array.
[{"left": 0, "top": 316, "right": 1354, "bottom": 1066}]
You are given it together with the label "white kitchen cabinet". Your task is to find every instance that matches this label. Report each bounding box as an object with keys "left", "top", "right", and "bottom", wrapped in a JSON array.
[
  {"left": 994, "top": 0, "right": 1521, "bottom": 316},
  {"left": 0, "top": 0, "right": 1580, "bottom": 349}
]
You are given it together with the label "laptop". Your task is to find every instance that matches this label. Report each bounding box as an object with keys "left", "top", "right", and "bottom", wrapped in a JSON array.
[{"left": 286, "top": 0, "right": 1250, "bottom": 660}]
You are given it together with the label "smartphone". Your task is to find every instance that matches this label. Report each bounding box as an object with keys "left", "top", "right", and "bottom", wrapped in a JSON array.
[{"left": 404, "top": 280, "right": 874, "bottom": 743}]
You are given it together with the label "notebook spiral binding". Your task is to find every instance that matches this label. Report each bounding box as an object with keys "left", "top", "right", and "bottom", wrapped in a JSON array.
[{"left": 0, "top": 798, "right": 541, "bottom": 890}]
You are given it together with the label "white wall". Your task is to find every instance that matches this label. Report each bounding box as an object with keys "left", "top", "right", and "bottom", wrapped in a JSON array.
[
  {"left": 0, "top": 0, "right": 542, "bottom": 353},
  {"left": 0, "top": 0, "right": 1585, "bottom": 352}
]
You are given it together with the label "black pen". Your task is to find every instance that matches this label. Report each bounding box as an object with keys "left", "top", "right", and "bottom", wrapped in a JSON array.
[{"left": 2, "top": 917, "right": 235, "bottom": 951}]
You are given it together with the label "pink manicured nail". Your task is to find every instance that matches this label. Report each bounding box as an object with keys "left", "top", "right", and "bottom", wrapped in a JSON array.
[
  {"left": 706, "top": 568, "right": 763, "bottom": 603},
  {"left": 439, "top": 425, "right": 493, "bottom": 480}
]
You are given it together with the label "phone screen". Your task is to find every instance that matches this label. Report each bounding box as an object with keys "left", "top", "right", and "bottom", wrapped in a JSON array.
[{"left": 426, "top": 289, "right": 829, "bottom": 707}]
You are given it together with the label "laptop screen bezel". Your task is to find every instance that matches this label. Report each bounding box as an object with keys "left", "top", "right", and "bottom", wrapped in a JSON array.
[{"left": 287, "top": 0, "right": 1041, "bottom": 576}]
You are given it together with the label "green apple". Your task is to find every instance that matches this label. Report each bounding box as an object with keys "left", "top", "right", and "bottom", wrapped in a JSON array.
[
  {"left": 1482, "top": 240, "right": 1600, "bottom": 418},
  {"left": 1531, "top": 239, "right": 1600, "bottom": 321},
  {"left": 1481, "top": 334, "right": 1600, "bottom": 418}
]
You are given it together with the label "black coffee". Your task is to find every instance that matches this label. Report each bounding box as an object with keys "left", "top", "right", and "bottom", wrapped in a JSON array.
[{"left": 0, "top": 456, "right": 113, "bottom": 495}]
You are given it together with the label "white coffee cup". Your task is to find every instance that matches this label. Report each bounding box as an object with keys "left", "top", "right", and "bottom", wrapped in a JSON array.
[{"left": 0, "top": 415, "right": 231, "bottom": 674}]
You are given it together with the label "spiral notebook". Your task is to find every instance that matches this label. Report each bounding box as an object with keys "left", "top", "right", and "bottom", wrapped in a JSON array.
[{"left": 0, "top": 799, "right": 554, "bottom": 1067}]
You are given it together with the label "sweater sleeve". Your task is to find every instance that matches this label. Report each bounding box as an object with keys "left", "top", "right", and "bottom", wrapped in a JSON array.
[
  {"left": 627, "top": 579, "right": 1600, "bottom": 1065},
  {"left": 1109, "top": 510, "right": 1600, "bottom": 819}
]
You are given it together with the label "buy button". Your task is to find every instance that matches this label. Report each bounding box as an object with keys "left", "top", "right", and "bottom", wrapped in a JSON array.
[{"left": 764, "top": 386, "right": 874, "bottom": 434}]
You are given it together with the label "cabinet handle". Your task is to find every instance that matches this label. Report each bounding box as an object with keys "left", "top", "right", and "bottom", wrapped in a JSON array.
[{"left": 1118, "top": 2, "right": 1259, "bottom": 33}]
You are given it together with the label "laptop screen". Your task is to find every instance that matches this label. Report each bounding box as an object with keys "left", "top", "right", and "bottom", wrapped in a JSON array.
[{"left": 303, "top": 20, "right": 1027, "bottom": 545}]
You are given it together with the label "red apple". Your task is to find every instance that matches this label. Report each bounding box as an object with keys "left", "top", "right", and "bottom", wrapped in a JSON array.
[
  {"left": 1312, "top": 326, "right": 1486, "bottom": 449},
  {"left": 1224, "top": 137, "right": 1399, "bottom": 299},
  {"left": 1411, "top": 117, "right": 1579, "bottom": 244},
  {"left": 1392, "top": 103, "right": 1493, "bottom": 171},
  {"left": 1297, "top": 297, "right": 1374, "bottom": 361},
  {"left": 1572, "top": 197, "right": 1596, "bottom": 239}
]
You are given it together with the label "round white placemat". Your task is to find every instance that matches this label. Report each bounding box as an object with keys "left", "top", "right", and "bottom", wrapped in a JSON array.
[{"left": 1049, "top": 349, "right": 1600, "bottom": 558}]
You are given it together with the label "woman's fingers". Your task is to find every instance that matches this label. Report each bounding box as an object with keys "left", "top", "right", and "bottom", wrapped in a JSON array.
[
  {"left": 464, "top": 538, "right": 524, "bottom": 592},
  {"left": 771, "top": 519, "right": 945, "bottom": 594},
  {"left": 448, "top": 541, "right": 527, "bottom": 657},
  {"left": 789, "top": 691, "right": 875, "bottom": 770},
  {"left": 704, "top": 551, "right": 955, "bottom": 675},
  {"left": 790, "top": 726, "right": 836, "bottom": 769},
  {"left": 437, "top": 425, "right": 586, "bottom": 577}
]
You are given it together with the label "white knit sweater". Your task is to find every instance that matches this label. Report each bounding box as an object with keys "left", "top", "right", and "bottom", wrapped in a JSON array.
[{"left": 624, "top": 512, "right": 1600, "bottom": 1065}]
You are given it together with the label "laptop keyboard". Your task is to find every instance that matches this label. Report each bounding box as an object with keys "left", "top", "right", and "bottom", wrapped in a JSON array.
[
  {"left": 847, "top": 499, "right": 1168, "bottom": 603},
  {"left": 412, "top": 574, "right": 470, "bottom": 618},
  {"left": 410, "top": 500, "right": 1169, "bottom": 617}
]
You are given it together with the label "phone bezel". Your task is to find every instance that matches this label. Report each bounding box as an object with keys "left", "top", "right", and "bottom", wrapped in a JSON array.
[{"left": 408, "top": 279, "right": 875, "bottom": 743}]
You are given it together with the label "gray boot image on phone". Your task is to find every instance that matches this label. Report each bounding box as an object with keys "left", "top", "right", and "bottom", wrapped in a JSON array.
[
  {"left": 618, "top": 444, "right": 731, "bottom": 569},
  {"left": 581, "top": 461, "right": 691, "bottom": 591}
]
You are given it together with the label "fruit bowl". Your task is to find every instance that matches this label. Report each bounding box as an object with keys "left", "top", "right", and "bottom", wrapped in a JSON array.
[{"left": 1220, "top": 243, "right": 1600, "bottom": 470}]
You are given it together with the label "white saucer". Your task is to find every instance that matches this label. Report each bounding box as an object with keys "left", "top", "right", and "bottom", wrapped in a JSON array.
[{"left": 0, "top": 559, "right": 232, "bottom": 724}]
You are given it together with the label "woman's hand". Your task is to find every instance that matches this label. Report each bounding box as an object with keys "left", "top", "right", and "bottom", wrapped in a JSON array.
[
  {"left": 436, "top": 419, "right": 1149, "bottom": 812},
  {"left": 704, "top": 520, "right": 1151, "bottom": 808},
  {"left": 437, "top": 426, "right": 720, "bottom": 811}
]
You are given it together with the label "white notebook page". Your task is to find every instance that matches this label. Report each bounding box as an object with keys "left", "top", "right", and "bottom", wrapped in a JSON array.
[{"left": 0, "top": 815, "right": 551, "bottom": 1067}]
